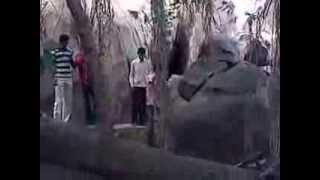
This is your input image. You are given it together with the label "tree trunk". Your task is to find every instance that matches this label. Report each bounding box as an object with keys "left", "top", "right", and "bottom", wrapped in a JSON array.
[
  {"left": 270, "top": 113, "right": 280, "bottom": 158},
  {"left": 151, "top": 0, "right": 171, "bottom": 150},
  {"left": 65, "top": 0, "right": 111, "bottom": 131},
  {"left": 40, "top": 119, "right": 259, "bottom": 180}
]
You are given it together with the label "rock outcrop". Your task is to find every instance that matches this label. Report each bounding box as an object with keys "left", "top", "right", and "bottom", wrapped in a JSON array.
[{"left": 166, "top": 36, "right": 280, "bottom": 165}]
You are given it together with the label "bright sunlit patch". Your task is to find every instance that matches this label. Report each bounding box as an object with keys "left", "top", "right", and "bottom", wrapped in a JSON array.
[
  {"left": 232, "top": 0, "right": 266, "bottom": 31},
  {"left": 116, "top": 0, "right": 147, "bottom": 11}
]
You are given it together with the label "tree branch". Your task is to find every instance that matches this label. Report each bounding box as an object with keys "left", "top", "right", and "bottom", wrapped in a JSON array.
[{"left": 65, "top": 0, "right": 111, "bottom": 131}]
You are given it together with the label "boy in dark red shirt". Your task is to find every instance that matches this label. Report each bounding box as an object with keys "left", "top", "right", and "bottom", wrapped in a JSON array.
[{"left": 74, "top": 50, "right": 96, "bottom": 127}]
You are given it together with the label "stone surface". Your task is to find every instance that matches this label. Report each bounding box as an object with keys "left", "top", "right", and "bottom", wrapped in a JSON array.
[
  {"left": 40, "top": 119, "right": 259, "bottom": 180},
  {"left": 40, "top": 163, "right": 104, "bottom": 180},
  {"left": 166, "top": 36, "right": 280, "bottom": 165}
]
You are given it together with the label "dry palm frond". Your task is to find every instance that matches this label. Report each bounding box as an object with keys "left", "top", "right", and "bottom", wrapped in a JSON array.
[
  {"left": 90, "top": 0, "right": 114, "bottom": 27},
  {"left": 178, "top": 0, "right": 215, "bottom": 33},
  {"left": 81, "top": 0, "right": 88, "bottom": 14},
  {"left": 217, "top": 0, "right": 235, "bottom": 15},
  {"left": 241, "top": 0, "right": 279, "bottom": 74},
  {"left": 89, "top": 0, "right": 115, "bottom": 56},
  {"left": 272, "top": 0, "right": 280, "bottom": 73},
  {"left": 242, "top": 0, "right": 272, "bottom": 41},
  {"left": 259, "top": 0, "right": 280, "bottom": 73},
  {"left": 261, "top": 0, "right": 273, "bottom": 20},
  {"left": 203, "top": 0, "right": 215, "bottom": 33},
  {"left": 213, "top": 0, "right": 237, "bottom": 34},
  {"left": 49, "top": 0, "right": 67, "bottom": 36},
  {"left": 40, "top": 0, "right": 49, "bottom": 40}
]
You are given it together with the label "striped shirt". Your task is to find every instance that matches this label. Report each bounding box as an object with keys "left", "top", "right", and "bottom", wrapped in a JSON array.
[{"left": 51, "top": 48, "right": 74, "bottom": 79}]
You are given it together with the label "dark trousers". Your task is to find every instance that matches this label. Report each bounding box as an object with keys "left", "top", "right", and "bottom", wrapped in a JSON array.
[
  {"left": 131, "top": 87, "right": 146, "bottom": 125},
  {"left": 82, "top": 84, "right": 95, "bottom": 125}
]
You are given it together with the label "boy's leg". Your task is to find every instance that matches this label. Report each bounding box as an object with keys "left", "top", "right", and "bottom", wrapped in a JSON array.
[
  {"left": 53, "top": 81, "right": 63, "bottom": 121},
  {"left": 139, "top": 88, "right": 147, "bottom": 125},
  {"left": 82, "top": 85, "right": 92, "bottom": 125},
  {"left": 62, "top": 79, "right": 73, "bottom": 122},
  {"left": 135, "top": 87, "right": 144, "bottom": 125},
  {"left": 131, "top": 88, "right": 139, "bottom": 125}
]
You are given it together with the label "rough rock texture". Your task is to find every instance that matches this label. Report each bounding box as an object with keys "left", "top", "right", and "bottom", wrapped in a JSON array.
[
  {"left": 166, "top": 36, "right": 280, "bottom": 165},
  {"left": 113, "top": 125, "right": 148, "bottom": 143},
  {"left": 40, "top": 163, "right": 104, "bottom": 180},
  {"left": 40, "top": 119, "right": 259, "bottom": 180}
]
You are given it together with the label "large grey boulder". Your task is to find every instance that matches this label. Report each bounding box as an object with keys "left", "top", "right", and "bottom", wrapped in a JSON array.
[{"left": 166, "top": 36, "right": 280, "bottom": 165}]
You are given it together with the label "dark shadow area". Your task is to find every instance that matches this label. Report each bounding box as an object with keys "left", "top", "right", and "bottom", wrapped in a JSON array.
[{"left": 168, "top": 23, "right": 189, "bottom": 78}]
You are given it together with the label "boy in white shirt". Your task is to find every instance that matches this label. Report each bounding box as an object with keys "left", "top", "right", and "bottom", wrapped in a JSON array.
[{"left": 129, "top": 47, "right": 152, "bottom": 125}]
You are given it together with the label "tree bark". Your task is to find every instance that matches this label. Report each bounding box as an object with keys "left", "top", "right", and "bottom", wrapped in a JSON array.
[
  {"left": 65, "top": 0, "right": 111, "bottom": 131},
  {"left": 40, "top": 119, "right": 259, "bottom": 180},
  {"left": 150, "top": 0, "right": 172, "bottom": 149}
]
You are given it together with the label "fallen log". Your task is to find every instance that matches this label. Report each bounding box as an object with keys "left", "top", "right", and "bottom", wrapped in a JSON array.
[{"left": 40, "top": 119, "right": 259, "bottom": 180}]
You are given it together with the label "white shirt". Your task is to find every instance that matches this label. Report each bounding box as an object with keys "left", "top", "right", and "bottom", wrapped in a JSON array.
[{"left": 129, "top": 58, "right": 152, "bottom": 88}]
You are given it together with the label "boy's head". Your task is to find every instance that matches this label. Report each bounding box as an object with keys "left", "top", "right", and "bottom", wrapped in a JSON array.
[
  {"left": 137, "top": 47, "right": 146, "bottom": 61},
  {"left": 59, "top": 34, "right": 70, "bottom": 48}
]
